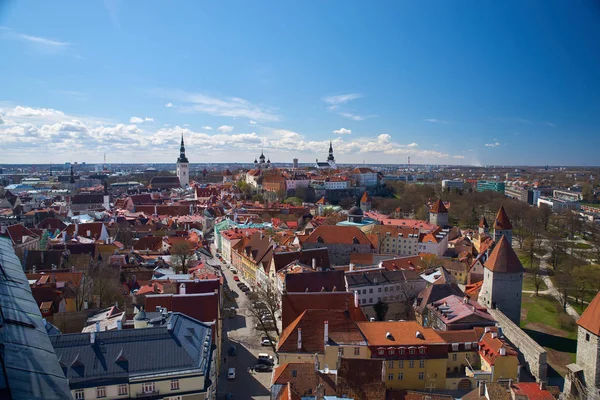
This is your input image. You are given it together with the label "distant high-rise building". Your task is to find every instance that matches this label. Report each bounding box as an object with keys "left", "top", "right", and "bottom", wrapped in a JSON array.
[
  {"left": 176, "top": 134, "right": 189, "bottom": 187},
  {"left": 293, "top": 158, "right": 298, "bottom": 168}
]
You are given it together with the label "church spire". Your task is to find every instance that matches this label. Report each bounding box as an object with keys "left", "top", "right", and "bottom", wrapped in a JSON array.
[
  {"left": 327, "top": 141, "right": 335, "bottom": 162},
  {"left": 177, "top": 134, "right": 189, "bottom": 163},
  {"left": 69, "top": 164, "right": 75, "bottom": 184}
]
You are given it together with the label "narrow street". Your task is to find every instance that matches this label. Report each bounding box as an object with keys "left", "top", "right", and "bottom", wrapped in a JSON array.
[{"left": 214, "top": 248, "right": 275, "bottom": 400}]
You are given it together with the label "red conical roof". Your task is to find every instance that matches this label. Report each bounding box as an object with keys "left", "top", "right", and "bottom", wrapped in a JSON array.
[
  {"left": 494, "top": 206, "right": 512, "bottom": 230},
  {"left": 479, "top": 216, "right": 489, "bottom": 228},
  {"left": 484, "top": 236, "right": 523, "bottom": 273},
  {"left": 430, "top": 199, "right": 448, "bottom": 214},
  {"left": 578, "top": 291, "right": 600, "bottom": 336},
  {"left": 360, "top": 191, "right": 370, "bottom": 203}
]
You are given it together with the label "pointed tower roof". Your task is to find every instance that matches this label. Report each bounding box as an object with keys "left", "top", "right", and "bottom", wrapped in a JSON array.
[
  {"left": 430, "top": 199, "right": 448, "bottom": 214},
  {"left": 578, "top": 291, "right": 600, "bottom": 336},
  {"left": 479, "top": 215, "right": 489, "bottom": 228},
  {"left": 177, "top": 134, "right": 189, "bottom": 163},
  {"left": 494, "top": 206, "right": 512, "bottom": 230},
  {"left": 360, "top": 191, "right": 370, "bottom": 203},
  {"left": 316, "top": 196, "right": 327, "bottom": 205},
  {"left": 484, "top": 236, "right": 523, "bottom": 273}
]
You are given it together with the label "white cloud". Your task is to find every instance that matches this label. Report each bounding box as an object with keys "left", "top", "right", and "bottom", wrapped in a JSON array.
[
  {"left": 165, "top": 102, "right": 174, "bottom": 108},
  {"left": 183, "top": 124, "right": 190, "bottom": 127},
  {"left": 6, "top": 106, "right": 65, "bottom": 118},
  {"left": 217, "top": 125, "right": 234, "bottom": 133},
  {"left": 453, "top": 155, "right": 465, "bottom": 159},
  {"left": 130, "top": 116, "right": 153, "bottom": 123},
  {"left": 249, "top": 120, "right": 257, "bottom": 125},
  {"left": 0, "top": 113, "right": 4, "bottom": 125},
  {"left": 202, "top": 126, "right": 212, "bottom": 130},
  {"left": 322, "top": 93, "right": 361, "bottom": 105},
  {"left": 163, "top": 90, "right": 278, "bottom": 121},
  {"left": 17, "top": 33, "right": 69, "bottom": 47},
  {"left": 340, "top": 112, "right": 364, "bottom": 121},
  {"left": 333, "top": 128, "right": 351, "bottom": 135},
  {"left": 485, "top": 142, "right": 500, "bottom": 147},
  {"left": 424, "top": 118, "right": 450, "bottom": 124}
]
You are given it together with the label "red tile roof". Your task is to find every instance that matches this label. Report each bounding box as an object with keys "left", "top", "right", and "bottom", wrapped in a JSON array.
[
  {"left": 430, "top": 199, "right": 448, "bottom": 214},
  {"left": 360, "top": 191, "right": 370, "bottom": 203},
  {"left": 494, "top": 206, "right": 513, "bottom": 230},
  {"left": 578, "top": 291, "right": 600, "bottom": 336},
  {"left": 484, "top": 236, "right": 524, "bottom": 273},
  {"left": 284, "top": 270, "right": 346, "bottom": 293},
  {"left": 478, "top": 330, "right": 518, "bottom": 365},
  {"left": 510, "top": 382, "right": 558, "bottom": 400},
  {"left": 356, "top": 321, "right": 445, "bottom": 346},
  {"left": 304, "top": 225, "right": 373, "bottom": 246},
  {"left": 478, "top": 216, "right": 489, "bottom": 228},
  {"left": 272, "top": 363, "right": 336, "bottom": 398},
  {"left": 281, "top": 292, "right": 365, "bottom": 330}
]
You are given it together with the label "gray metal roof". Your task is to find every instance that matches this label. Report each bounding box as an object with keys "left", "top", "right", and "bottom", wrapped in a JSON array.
[
  {"left": 0, "top": 237, "right": 71, "bottom": 400},
  {"left": 50, "top": 313, "right": 213, "bottom": 389},
  {"left": 345, "top": 269, "right": 415, "bottom": 288}
]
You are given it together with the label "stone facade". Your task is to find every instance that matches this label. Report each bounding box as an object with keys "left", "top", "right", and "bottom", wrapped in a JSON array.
[
  {"left": 493, "top": 228, "right": 512, "bottom": 244},
  {"left": 478, "top": 267, "right": 522, "bottom": 326},
  {"left": 430, "top": 211, "right": 448, "bottom": 228},
  {"left": 577, "top": 326, "right": 600, "bottom": 391},
  {"left": 303, "top": 242, "right": 372, "bottom": 265},
  {"left": 487, "top": 309, "right": 547, "bottom": 382}
]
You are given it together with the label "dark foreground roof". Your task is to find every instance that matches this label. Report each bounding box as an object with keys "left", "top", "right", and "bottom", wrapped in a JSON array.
[
  {"left": 0, "top": 237, "right": 71, "bottom": 400},
  {"left": 50, "top": 313, "right": 213, "bottom": 389}
]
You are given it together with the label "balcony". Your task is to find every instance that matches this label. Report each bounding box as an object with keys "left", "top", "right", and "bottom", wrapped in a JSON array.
[{"left": 136, "top": 389, "right": 159, "bottom": 398}]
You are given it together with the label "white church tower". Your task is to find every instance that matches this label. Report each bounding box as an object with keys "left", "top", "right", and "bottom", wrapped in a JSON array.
[{"left": 176, "top": 134, "right": 190, "bottom": 187}]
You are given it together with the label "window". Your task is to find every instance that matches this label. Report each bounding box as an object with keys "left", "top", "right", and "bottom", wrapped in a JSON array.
[
  {"left": 97, "top": 387, "right": 107, "bottom": 398},
  {"left": 465, "top": 342, "right": 472, "bottom": 350},
  {"left": 409, "top": 348, "right": 415, "bottom": 354},
  {"left": 419, "top": 347, "right": 426, "bottom": 354},
  {"left": 354, "top": 347, "right": 360, "bottom": 355},
  {"left": 388, "top": 360, "right": 394, "bottom": 368},
  {"left": 452, "top": 343, "right": 459, "bottom": 351},
  {"left": 388, "top": 373, "right": 394, "bottom": 380},
  {"left": 378, "top": 348, "right": 385, "bottom": 355},
  {"left": 369, "top": 298, "right": 373, "bottom": 304},
  {"left": 338, "top": 347, "right": 344, "bottom": 356},
  {"left": 409, "top": 360, "right": 414, "bottom": 368},
  {"left": 292, "top": 370, "right": 297, "bottom": 377},
  {"left": 419, "top": 360, "right": 425, "bottom": 368},
  {"left": 170, "top": 380, "right": 180, "bottom": 390},
  {"left": 378, "top": 287, "right": 382, "bottom": 293},
  {"left": 74, "top": 390, "right": 84, "bottom": 400},
  {"left": 362, "top": 298, "right": 366, "bottom": 305},
  {"left": 452, "top": 353, "right": 457, "bottom": 361},
  {"left": 397, "top": 372, "right": 403, "bottom": 380},
  {"left": 142, "top": 382, "right": 155, "bottom": 394},
  {"left": 369, "top": 288, "right": 373, "bottom": 294},
  {"left": 586, "top": 334, "right": 591, "bottom": 341},
  {"left": 399, "top": 360, "right": 404, "bottom": 369},
  {"left": 384, "top": 287, "right": 388, "bottom": 292},
  {"left": 362, "top": 289, "right": 366, "bottom": 294},
  {"left": 118, "top": 384, "right": 128, "bottom": 396},
  {"left": 418, "top": 372, "right": 424, "bottom": 380}
]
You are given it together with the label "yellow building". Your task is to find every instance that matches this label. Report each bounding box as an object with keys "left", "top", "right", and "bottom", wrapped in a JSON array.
[
  {"left": 437, "top": 329, "right": 482, "bottom": 391},
  {"left": 467, "top": 329, "right": 520, "bottom": 383},
  {"left": 277, "top": 309, "right": 369, "bottom": 368},
  {"left": 356, "top": 321, "right": 448, "bottom": 391}
]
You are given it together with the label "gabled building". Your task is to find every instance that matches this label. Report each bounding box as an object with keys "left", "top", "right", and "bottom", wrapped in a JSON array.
[
  {"left": 429, "top": 199, "right": 448, "bottom": 227},
  {"left": 493, "top": 206, "right": 512, "bottom": 244},
  {"left": 51, "top": 312, "right": 216, "bottom": 400},
  {"left": 426, "top": 295, "right": 496, "bottom": 331},
  {"left": 466, "top": 328, "right": 519, "bottom": 383},
  {"left": 302, "top": 225, "right": 374, "bottom": 265}
]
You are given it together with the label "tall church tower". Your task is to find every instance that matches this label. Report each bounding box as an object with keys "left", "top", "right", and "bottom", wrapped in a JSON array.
[
  {"left": 176, "top": 134, "right": 190, "bottom": 187},
  {"left": 327, "top": 141, "right": 336, "bottom": 168},
  {"left": 478, "top": 235, "right": 524, "bottom": 325},
  {"left": 493, "top": 206, "right": 513, "bottom": 243}
]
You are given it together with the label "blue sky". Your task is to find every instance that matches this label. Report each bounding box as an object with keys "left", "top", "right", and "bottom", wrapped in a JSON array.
[{"left": 1, "top": 1, "right": 599, "bottom": 165}]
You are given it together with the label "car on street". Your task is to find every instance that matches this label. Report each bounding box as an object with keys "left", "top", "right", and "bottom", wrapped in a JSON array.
[
  {"left": 254, "top": 363, "right": 272, "bottom": 372},
  {"left": 241, "top": 286, "right": 250, "bottom": 292},
  {"left": 261, "top": 336, "right": 272, "bottom": 346},
  {"left": 233, "top": 275, "right": 240, "bottom": 282},
  {"left": 228, "top": 344, "right": 236, "bottom": 356},
  {"left": 227, "top": 367, "right": 236, "bottom": 380},
  {"left": 232, "top": 270, "right": 237, "bottom": 274},
  {"left": 256, "top": 357, "right": 274, "bottom": 366}
]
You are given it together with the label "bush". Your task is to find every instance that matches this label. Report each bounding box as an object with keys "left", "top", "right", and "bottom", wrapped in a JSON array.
[{"left": 558, "top": 314, "right": 576, "bottom": 331}]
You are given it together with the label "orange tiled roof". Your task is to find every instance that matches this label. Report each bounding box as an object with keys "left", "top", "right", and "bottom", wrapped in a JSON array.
[
  {"left": 304, "top": 225, "right": 373, "bottom": 246},
  {"left": 578, "top": 291, "right": 600, "bottom": 336},
  {"left": 429, "top": 199, "right": 448, "bottom": 214},
  {"left": 494, "top": 206, "right": 513, "bottom": 230},
  {"left": 484, "top": 236, "right": 523, "bottom": 273},
  {"left": 356, "top": 321, "right": 445, "bottom": 346},
  {"left": 478, "top": 329, "right": 517, "bottom": 366}
]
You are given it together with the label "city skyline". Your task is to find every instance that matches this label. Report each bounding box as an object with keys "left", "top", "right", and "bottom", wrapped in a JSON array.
[{"left": 1, "top": 1, "right": 600, "bottom": 165}]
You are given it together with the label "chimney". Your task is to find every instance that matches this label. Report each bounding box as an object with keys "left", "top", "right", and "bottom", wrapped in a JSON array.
[
  {"left": 95, "top": 321, "right": 101, "bottom": 332},
  {"left": 324, "top": 321, "right": 329, "bottom": 345},
  {"left": 463, "top": 296, "right": 469, "bottom": 304},
  {"left": 312, "top": 258, "right": 316, "bottom": 270},
  {"left": 349, "top": 263, "right": 354, "bottom": 272},
  {"left": 117, "top": 319, "right": 122, "bottom": 330},
  {"left": 90, "top": 331, "right": 96, "bottom": 344},
  {"left": 297, "top": 328, "right": 302, "bottom": 350},
  {"left": 539, "top": 381, "right": 546, "bottom": 390},
  {"left": 499, "top": 347, "right": 506, "bottom": 356},
  {"left": 32, "top": 265, "right": 36, "bottom": 274},
  {"left": 0, "top": 225, "right": 5, "bottom": 234},
  {"left": 354, "top": 291, "right": 359, "bottom": 308},
  {"left": 478, "top": 381, "right": 485, "bottom": 397},
  {"left": 167, "top": 321, "right": 173, "bottom": 331},
  {"left": 179, "top": 283, "right": 186, "bottom": 295}
]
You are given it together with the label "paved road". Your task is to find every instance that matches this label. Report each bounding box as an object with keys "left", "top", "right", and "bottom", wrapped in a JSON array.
[
  {"left": 214, "top": 251, "right": 274, "bottom": 400},
  {"left": 537, "top": 251, "right": 581, "bottom": 319}
]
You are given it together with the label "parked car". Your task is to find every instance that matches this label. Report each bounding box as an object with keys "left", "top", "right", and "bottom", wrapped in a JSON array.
[
  {"left": 241, "top": 286, "right": 250, "bottom": 292},
  {"left": 227, "top": 367, "right": 236, "bottom": 380},
  {"left": 256, "top": 357, "right": 274, "bottom": 366},
  {"left": 261, "top": 337, "right": 272, "bottom": 346},
  {"left": 232, "top": 270, "right": 238, "bottom": 274},
  {"left": 254, "top": 364, "right": 272, "bottom": 372},
  {"left": 233, "top": 276, "right": 240, "bottom": 282},
  {"left": 228, "top": 344, "right": 237, "bottom": 356}
]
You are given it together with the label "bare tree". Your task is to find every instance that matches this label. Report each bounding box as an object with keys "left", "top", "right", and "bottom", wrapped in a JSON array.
[
  {"left": 246, "top": 285, "right": 281, "bottom": 355},
  {"left": 170, "top": 241, "right": 194, "bottom": 274},
  {"left": 531, "top": 264, "right": 545, "bottom": 297},
  {"left": 89, "top": 263, "right": 125, "bottom": 308}
]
